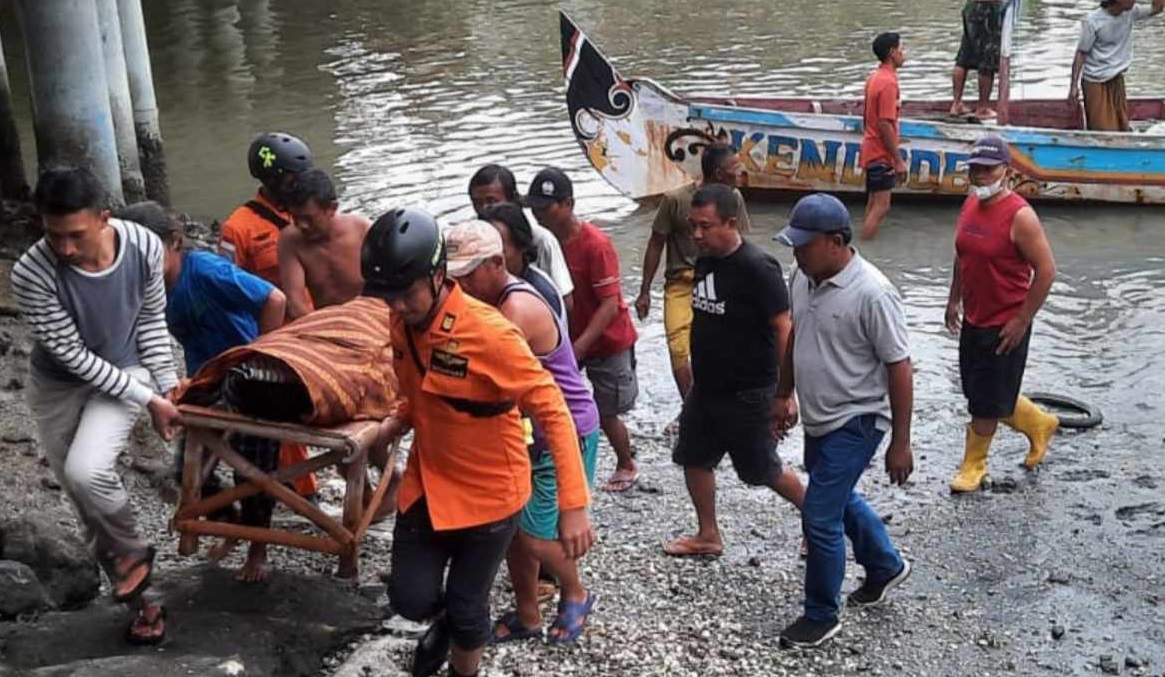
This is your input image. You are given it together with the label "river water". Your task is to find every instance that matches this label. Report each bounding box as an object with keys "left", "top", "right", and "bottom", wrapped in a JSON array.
[{"left": 2, "top": 0, "right": 1162, "bottom": 480}]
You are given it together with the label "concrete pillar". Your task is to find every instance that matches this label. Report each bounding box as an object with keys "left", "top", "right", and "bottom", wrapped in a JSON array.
[
  {"left": 96, "top": 0, "right": 145, "bottom": 203},
  {"left": 0, "top": 30, "right": 30, "bottom": 201},
  {"left": 16, "top": 0, "right": 124, "bottom": 205},
  {"left": 117, "top": 0, "right": 169, "bottom": 205}
]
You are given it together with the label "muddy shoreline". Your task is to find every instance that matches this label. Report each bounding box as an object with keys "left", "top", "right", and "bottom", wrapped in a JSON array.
[{"left": 1, "top": 204, "right": 1163, "bottom": 676}]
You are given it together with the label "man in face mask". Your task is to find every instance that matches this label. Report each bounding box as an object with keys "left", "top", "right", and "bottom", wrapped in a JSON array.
[{"left": 944, "top": 135, "right": 1060, "bottom": 494}]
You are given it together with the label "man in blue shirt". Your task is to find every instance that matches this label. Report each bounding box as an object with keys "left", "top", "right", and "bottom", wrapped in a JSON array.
[{"left": 117, "top": 202, "right": 287, "bottom": 582}]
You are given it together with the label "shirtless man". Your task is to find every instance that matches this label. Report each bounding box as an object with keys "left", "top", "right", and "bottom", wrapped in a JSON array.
[{"left": 278, "top": 169, "right": 371, "bottom": 319}]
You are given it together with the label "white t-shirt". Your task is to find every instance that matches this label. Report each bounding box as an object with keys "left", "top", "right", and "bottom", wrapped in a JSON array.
[
  {"left": 531, "top": 223, "right": 574, "bottom": 297},
  {"left": 1078, "top": 4, "right": 1153, "bottom": 83}
]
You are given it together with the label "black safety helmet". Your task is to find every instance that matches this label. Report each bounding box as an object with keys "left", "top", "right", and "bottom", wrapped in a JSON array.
[
  {"left": 247, "top": 132, "right": 313, "bottom": 182},
  {"left": 361, "top": 207, "right": 446, "bottom": 298}
]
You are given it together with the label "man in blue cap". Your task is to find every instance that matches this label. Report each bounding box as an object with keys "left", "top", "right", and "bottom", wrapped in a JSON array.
[{"left": 772, "top": 193, "right": 915, "bottom": 649}]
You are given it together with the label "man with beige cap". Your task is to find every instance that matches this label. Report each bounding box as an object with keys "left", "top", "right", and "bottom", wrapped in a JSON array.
[{"left": 444, "top": 220, "right": 601, "bottom": 645}]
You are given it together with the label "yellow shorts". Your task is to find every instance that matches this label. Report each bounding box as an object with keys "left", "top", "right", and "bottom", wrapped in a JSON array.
[{"left": 663, "top": 271, "right": 694, "bottom": 369}]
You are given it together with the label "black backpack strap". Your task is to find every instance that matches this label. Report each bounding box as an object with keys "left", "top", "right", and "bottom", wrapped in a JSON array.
[
  {"left": 405, "top": 329, "right": 427, "bottom": 375},
  {"left": 244, "top": 199, "right": 290, "bottom": 229}
]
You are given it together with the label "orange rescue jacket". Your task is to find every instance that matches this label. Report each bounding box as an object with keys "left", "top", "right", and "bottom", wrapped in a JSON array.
[
  {"left": 393, "top": 283, "right": 589, "bottom": 531},
  {"left": 219, "top": 190, "right": 288, "bottom": 286}
]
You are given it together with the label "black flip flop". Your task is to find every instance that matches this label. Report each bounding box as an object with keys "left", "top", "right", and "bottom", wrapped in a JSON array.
[
  {"left": 125, "top": 605, "right": 167, "bottom": 646},
  {"left": 113, "top": 546, "right": 157, "bottom": 604},
  {"left": 488, "top": 611, "right": 544, "bottom": 644}
]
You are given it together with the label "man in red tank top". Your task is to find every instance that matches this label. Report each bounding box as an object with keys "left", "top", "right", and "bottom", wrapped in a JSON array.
[{"left": 944, "top": 136, "right": 1060, "bottom": 493}]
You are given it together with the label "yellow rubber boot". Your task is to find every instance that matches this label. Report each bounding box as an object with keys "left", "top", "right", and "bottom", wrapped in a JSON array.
[
  {"left": 950, "top": 425, "right": 993, "bottom": 493},
  {"left": 1004, "top": 395, "right": 1060, "bottom": 469}
]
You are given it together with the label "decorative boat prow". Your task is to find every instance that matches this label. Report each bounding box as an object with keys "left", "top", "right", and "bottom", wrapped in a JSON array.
[
  {"left": 561, "top": 12, "right": 697, "bottom": 200},
  {"left": 560, "top": 11, "right": 1165, "bottom": 205}
]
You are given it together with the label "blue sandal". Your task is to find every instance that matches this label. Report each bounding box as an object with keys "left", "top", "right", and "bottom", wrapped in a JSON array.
[
  {"left": 548, "top": 593, "right": 596, "bottom": 644},
  {"left": 488, "top": 611, "right": 543, "bottom": 644}
]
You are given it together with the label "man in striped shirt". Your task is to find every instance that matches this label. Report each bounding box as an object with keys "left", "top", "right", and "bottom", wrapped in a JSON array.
[{"left": 11, "top": 167, "right": 181, "bottom": 644}]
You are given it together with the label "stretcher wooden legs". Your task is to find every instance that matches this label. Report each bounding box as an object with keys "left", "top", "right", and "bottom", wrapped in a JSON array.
[{"left": 173, "top": 405, "right": 398, "bottom": 578}]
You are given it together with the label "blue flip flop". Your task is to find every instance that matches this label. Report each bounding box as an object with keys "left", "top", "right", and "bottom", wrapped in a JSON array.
[
  {"left": 548, "top": 593, "right": 597, "bottom": 644},
  {"left": 488, "top": 611, "right": 544, "bottom": 644}
]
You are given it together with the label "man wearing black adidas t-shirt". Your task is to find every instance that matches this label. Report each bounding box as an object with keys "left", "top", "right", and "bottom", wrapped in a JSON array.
[{"left": 664, "top": 184, "right": 806, "bottom": 558}]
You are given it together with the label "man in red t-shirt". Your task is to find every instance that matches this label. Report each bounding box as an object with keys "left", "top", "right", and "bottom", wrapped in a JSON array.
[
  {"left": 860, "top": 32, "right": 908, "bottom": 241},
  {"left": 527, "top": 168, "right": 641, "bottom": 493},
  {"left": 944, "top": 136, "right": 1059, "bottom": 493}
]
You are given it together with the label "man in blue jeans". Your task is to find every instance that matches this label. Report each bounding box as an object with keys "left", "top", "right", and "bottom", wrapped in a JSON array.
[{"left": 773, "top": 193, "right": 915, "bottom": 648}]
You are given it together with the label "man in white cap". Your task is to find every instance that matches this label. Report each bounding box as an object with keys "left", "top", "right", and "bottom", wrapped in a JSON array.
[{"left": 444, "top": 220, "right": 601, "bottom": 646}]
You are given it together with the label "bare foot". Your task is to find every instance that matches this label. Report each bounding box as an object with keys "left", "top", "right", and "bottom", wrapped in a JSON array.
[
  {"left": 975, "top": 108, "right": 998, "bottom": 120},
  {"left": 949, "top": 103, "right": 972, "bottom": 116},
  {"left": 206, "top": 538, "right": 240, "bottom": 565},
  {"left": 236, "top": 543, "right": 270, "bottom": 583},
  {"left": 663, "top": 535, "right": 723, "bottom": 557}
]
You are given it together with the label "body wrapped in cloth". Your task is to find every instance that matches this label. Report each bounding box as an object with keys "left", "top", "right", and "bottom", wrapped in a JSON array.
[
  {"left": 173, "top": 297, "right": 401, "bottom": 576},
  {"left": 179, "top": 296, "right": 400, "bottom": 424}
]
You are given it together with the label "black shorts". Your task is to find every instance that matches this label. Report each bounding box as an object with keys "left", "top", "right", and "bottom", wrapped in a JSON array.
[
  {"left": 959, "top": 322, "right": 1030, "bottom": 419},
  {"left": 388, "top": 500, "right": 519, "bottom": 650},
  {"left": 955, "top": 0, "right": 1003, "bottom": 73},
  {"left": 865, "top": 162, "right": 897, "bottom": 193},
  {"left": 672, "top": 385, "right": 784, "bottom": 486}
]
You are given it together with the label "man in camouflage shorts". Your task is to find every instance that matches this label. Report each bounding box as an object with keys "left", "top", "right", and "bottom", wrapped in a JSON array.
[{"left": 951, "top": 0, "right": 1004, "bottom": 119}]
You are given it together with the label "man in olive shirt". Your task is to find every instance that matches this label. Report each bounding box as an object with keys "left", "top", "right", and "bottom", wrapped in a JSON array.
[{"left": 635, "top": 143, "right": 751, "bottom": 401}]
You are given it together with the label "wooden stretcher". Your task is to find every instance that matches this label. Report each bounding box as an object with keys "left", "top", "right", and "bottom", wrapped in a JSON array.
[{"left": 173, "top": 404, "right": 398, "bottom": 578}]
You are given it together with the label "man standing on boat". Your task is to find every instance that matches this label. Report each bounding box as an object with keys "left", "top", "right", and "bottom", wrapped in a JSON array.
[
  {"left": 860, "top": 33, "right": 907, "bottom": 241},
  {"left": 635, "top": 143, "right": 752, "bottom": 405},
  {"left": 950, "top": 0, "right": 1006, "bottom": 120},
  {"left": 946, "top": 136, "right": 1060, "bottom": 493},
  {"left": 1069, "top": 0, "right": 1164, "bottom": 132}
]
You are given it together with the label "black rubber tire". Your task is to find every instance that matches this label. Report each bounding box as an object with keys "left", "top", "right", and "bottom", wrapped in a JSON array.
[{"left": 1026, "top": 391, "right": 1103, "bottom": 430}]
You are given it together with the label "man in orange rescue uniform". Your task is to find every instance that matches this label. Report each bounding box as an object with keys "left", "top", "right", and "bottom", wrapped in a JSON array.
[
  {"left": 219, "top": 131, "right": 316, "bottom": 497},
  {"left": 363, "top": 208, "right": 594, "bottom": 677}
]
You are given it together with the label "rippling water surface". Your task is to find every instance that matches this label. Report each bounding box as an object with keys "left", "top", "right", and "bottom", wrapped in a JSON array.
[{"left": 1, "top": 0, "right": 1161, "bottom": 442}]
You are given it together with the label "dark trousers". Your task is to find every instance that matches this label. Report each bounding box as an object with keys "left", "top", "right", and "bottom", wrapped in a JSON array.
[{"left": 389, "top": 500, "right": 519, "bottom": 650}]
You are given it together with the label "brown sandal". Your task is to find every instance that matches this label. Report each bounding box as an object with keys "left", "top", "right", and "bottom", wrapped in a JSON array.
[
  {"left": 113, "top": 546, "right": 156, "bottom": 603},
  {"left": 125, "top": 604, "right": 166, "bottom": 645}
]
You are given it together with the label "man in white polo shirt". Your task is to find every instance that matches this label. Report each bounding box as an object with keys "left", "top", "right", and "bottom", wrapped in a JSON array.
[{"left": 772, "top": 193, "right": 915, "bottom": 649}]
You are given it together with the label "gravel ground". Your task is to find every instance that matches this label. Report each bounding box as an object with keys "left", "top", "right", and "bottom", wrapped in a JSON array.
[
  {"left": 2, "top": 260, "right": 1162, "bottom": 676},
  {"left": 323, "top": 415, "right": 1164, "bottom": 677}
]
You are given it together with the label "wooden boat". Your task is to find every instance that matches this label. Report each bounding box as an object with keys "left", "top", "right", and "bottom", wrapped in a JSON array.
[{"left": 559, "top": 11, "right": 1165, "bottom": 205}]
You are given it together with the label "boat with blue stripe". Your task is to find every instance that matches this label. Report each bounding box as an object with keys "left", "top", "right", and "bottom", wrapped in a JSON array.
[{"left": 560, "top": 12, "right": 1165, "bottom": 205}]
